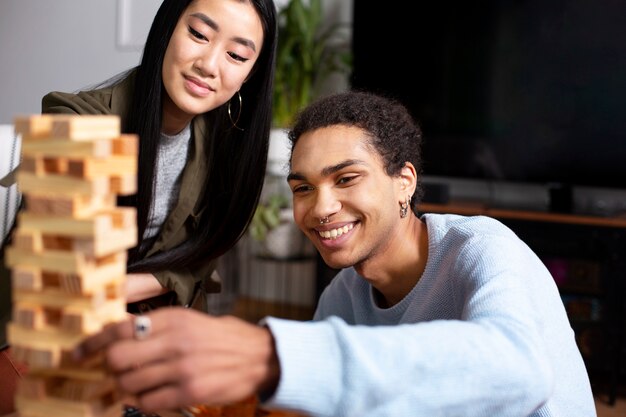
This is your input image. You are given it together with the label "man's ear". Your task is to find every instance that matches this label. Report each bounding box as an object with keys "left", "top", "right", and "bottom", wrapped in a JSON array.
[{"left": 398, "top": 162, "right": 417, "bottom": 197}]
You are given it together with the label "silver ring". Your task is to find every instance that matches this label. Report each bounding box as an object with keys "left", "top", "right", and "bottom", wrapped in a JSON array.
[
  {"left": 320, "top": 216, "right": 330, "bottom": 225},
  {"left": 134, "top": 316, "right": 152, "bottom": 340}
]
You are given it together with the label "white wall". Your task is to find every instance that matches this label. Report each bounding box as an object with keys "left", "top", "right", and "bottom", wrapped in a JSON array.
[
  {"left": 0, "top": 0, "right": 161, "bottom": 124},
  {"left": 0, "top": 0, "right": 352, "bottom": 125}
]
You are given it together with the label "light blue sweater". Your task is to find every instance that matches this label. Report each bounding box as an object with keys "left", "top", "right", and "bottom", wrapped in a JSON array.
[{"left": 264, "top": 213, "right": 596, "bottom": 416}]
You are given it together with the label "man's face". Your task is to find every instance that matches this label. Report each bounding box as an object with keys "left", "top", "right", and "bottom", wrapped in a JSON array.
[{"left": 288, "top": 125, "right": 403, "bottom": 270}]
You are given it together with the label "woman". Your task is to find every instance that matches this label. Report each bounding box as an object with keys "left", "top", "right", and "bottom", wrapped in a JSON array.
[{"left": 41, "top": 0, "right": 277, "bottom": 312}]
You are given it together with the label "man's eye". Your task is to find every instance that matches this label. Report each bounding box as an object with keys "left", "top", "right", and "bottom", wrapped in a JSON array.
[
  {"left": 292, "top": 185, "right": 312, "bottom": 193},
  {"left": 338, "top": 176, "right": 356, "bottom": 185}
]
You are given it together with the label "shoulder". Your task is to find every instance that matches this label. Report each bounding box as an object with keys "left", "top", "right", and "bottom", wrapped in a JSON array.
[
  {"left": 42, "top": 70, "right": 136, "bottom": 117},
  {"left": 421, "top": 212, "right": 538, "bottom": 273},
  {"left": 422, "top": 212, "right": 518, "bottom": 244}
]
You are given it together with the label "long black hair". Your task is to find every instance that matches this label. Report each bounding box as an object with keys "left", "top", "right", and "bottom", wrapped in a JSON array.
[{"left": 124, "top": 0, "right": 277, "bottom": 271}]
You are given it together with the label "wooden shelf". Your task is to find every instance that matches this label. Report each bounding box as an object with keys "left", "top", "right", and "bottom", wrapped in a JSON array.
[{"left": 419, "top": 202, "right": 626, "bottom": 228}]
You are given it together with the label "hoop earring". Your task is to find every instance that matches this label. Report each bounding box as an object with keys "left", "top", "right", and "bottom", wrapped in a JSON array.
[
  {"left": 228, "top": 91, "right": 244, "bottom": 131},
  {"left": 400, "top": 195, "right": 411, "bottom": 218}
]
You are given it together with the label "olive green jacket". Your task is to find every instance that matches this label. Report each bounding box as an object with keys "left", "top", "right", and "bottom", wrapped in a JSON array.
[{"left": 39, "top": 71, "right": 221, "bottom": 311}]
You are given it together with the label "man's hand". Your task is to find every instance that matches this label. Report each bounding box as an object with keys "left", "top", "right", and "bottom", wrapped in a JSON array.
[{"left": 73, "top": 307, "right": 280, "bottom": 412}]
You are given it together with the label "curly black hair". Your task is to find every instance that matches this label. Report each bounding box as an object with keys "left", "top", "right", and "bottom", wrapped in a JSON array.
[{"left": 288, "top": 90, "right": 424, "bottom": 215}]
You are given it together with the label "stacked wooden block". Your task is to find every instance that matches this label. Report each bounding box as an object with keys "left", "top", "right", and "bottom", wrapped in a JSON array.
[{"left": 5, "top": 114, "right": 138, "bottom": 417}]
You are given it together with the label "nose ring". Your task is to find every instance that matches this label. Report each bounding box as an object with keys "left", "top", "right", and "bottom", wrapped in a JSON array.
[{"left": 320, "top": 216, "right": 330, "bottom": 225}]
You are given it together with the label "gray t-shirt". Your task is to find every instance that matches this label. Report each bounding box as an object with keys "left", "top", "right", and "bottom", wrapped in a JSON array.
[{"left": 143, "top": 123, "right": 191, "bottom": 242}]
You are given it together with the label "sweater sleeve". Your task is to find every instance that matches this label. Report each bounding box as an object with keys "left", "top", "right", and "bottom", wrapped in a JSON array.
[{"left": 263, "top": 314, "right": 553, "bottom": 417}]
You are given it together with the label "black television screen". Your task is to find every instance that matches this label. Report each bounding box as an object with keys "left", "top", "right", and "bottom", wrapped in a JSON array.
[{"left": 351, "top": 1, "right": 626, "bottom": 191}]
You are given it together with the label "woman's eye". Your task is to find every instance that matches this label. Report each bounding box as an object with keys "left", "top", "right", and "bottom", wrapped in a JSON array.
[
  {"left": 188, "top": 26, "right": 206, "bottom": 41},
  {"left": 228, "top": 51, "right": 248, "bottom": 63}
]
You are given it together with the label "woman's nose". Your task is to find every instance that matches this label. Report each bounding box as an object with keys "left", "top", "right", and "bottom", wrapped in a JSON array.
[{"left": 193, "top": 50, "right": 219, "bottom": 78}]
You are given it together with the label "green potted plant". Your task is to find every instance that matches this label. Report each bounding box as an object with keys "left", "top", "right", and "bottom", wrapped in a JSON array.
[
  {"left": 249, "top": 193, "right": 290, "bottom": 243},
  {"left": 272, "top": 0, "right": 352, "bottom": 128},
  {"left": 249, "top": 193, "right": 315, "bottom": 259},
  {"left": 249, "top": 0, "right": 350, "bottom": 258}
]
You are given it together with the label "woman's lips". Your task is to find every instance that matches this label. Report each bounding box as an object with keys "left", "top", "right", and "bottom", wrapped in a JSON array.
[{"left": 184, "top": 76, "right": 213, "bottom": 97}]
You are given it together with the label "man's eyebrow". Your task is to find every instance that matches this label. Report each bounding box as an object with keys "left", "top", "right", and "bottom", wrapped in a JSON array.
[
  {"left": 287, "top": 159, "right": 365, "bottom": 181},
  {"left": 190, "top": 12, "right": 257, "bottom": 52}
]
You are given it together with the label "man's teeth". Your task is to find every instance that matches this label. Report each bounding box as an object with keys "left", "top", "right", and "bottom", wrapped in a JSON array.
[{"left": 318, "top": 223, "right": 353, "bottom": 239}]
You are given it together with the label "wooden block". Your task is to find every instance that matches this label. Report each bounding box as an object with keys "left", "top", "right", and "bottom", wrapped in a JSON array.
[
  {"left": 18, "top": 209, "right": 133, "bottom": 238},
  {"left": 17, "top": 374, "right": 112, "bottom": 401},
  {"left": 6, "top": 247, "right": 78, "bottom": 272},
  {"left": 10, "top": 344, "right": 62, "bottom": 369},
  {"left": 24, "top": 194, "right": 117, "bottom": 217},
  {"left": 14, "top": 285, "right": 113, "bottom": 311},
  {"left": 59, "top": 379, "right": 116, "bottom": 403},
  {"left": 17, "top": 171, "right": 110, "bottom": 197},
  {"left": 72, "top": 227, "right": 137, "bottom": 257},
  {"left": 6, "top": 246, "right": 127, "bottom": 275},
  {"left": 112, "top": 134, "right": 138, "bottom": 156},
  {"left": 44, "top": 157, "right": 69, "bottom": 175},
  {"left": 13, "top": 230, "right": 44, "bottom": 252},
  {"left": 10, "top": 259, "right": 126, "bottom": 299},
  {"left": 79, "top": 228, "right": 138, "bottom": 257},
  {"left": 15, "top": 394, "right": 123, "bottom": 417},
  {"left": 20, "top": 156, "right": 45, "bottom": 176},
  {"left": 8, "top": 323, "right": 86, "bottom": 352},
  {"left": 16, "top": 375, "right": 50, "bottom": 400},
  {"left": 59, "top": 263, "right": 127, "bottom": 294},
  {"left": 110, "top": 172, "right": 137, "bottom": 195},
  {"left": 13, "top": 232, "right": 75, "bottom": 254},
  {"left": 67, "top": 156, "right": 137, "bottom": 179},
  {"left": 15, "top": 217, "right": 136, "bottom": 258},
  {"left": 43, "top": 235, "right": 74, "bottom": 251},
  {"left": 14, "top": 115, "right": 55, "bottom": 137},
  {"left": 13, "top": 303, "right": 46, "bottom": 329},
  {"left": 13, "top": 230, "right": 73, "bottom": 253},
  {"left": 50, "top": 115, "right": 121, "bottom": 141},
  {"left": 20, "top": 155, "right": 70, "bottom": 176},
  {"left": 26, "top": 356, "right": 109, "bottom": 382},
  {"left": 12, "top": 266, "right": 44, "bottom": 291},
  {"left": 13, "top": 276, "right": 125, "bottom": 314},
  {"left": 40, "top": 377, "right": 116, "bottom": 402},
  {"left": 61, "top": 299, "right": 127, "bottom": 334},
  {"left": 110, "top": 207, "right": 136, "bottom": 228},
  {"left": 21, "top": 137, "right": 113, "bottom": 159}
]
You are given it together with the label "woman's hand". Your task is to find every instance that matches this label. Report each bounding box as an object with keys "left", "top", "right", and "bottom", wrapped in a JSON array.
[
  {"left": 125, "top": 273, "right": 170, "bottom": 303},
  {"left": 73, "top": 308, "right": 280, "bottom": 412}
]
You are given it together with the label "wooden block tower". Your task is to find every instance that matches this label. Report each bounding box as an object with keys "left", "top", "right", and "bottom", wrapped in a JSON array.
[{"left": 5, "top": 114, "right": 138, "bottom": 417}]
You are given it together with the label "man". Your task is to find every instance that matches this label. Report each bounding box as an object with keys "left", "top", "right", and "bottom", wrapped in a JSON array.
[{"left": 75, "top": 91, "right": 596, "bottom": 417}]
